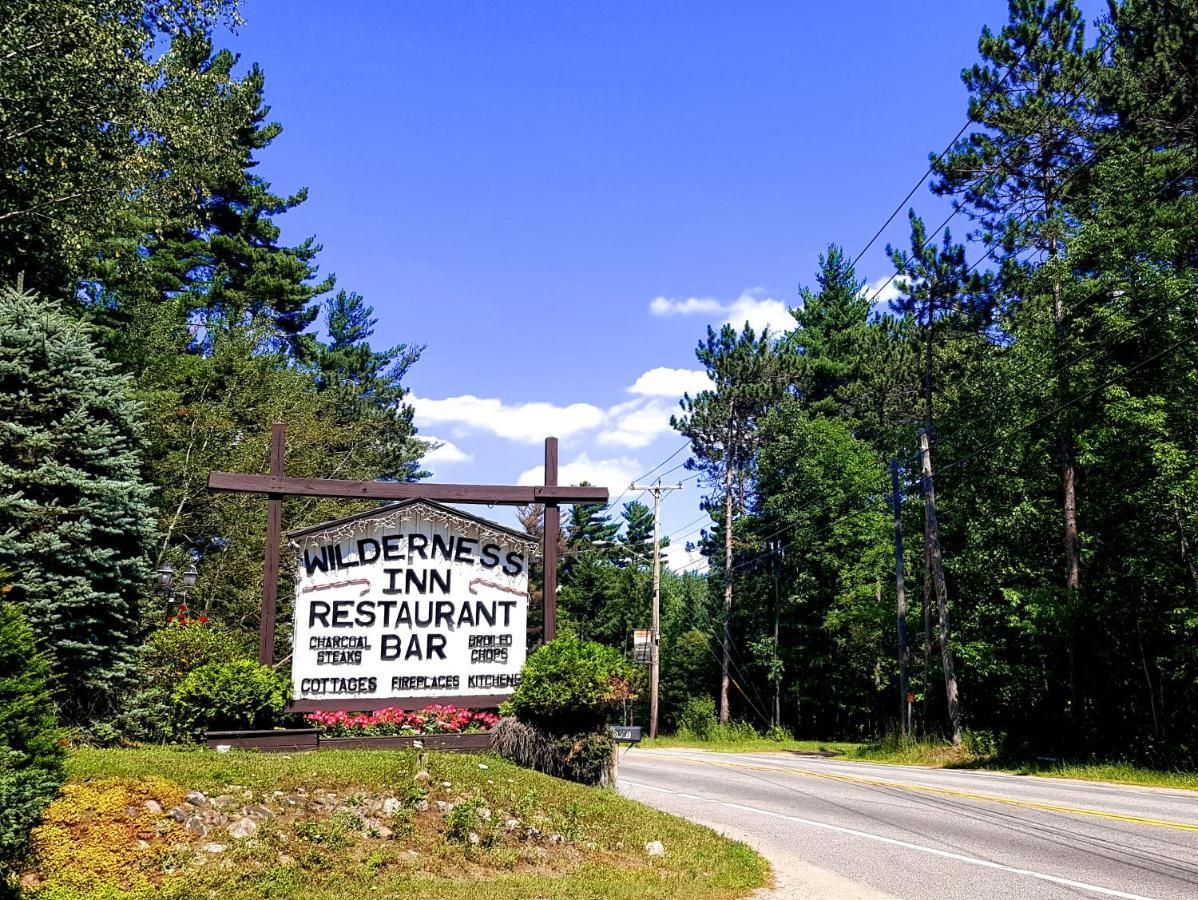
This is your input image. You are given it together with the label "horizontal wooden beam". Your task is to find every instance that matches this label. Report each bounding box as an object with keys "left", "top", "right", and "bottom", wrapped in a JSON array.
[{"left": 207, "top": 473, "right": 608, "bottom": 506}]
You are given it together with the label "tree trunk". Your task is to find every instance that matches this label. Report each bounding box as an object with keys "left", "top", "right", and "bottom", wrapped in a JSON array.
[
  {"left": 720, "top": 458, "right": 734, "bottom": 724},
  {"left": 919, "top": 429, "right": 961, "bottom": 744},
  {"left": 1053, "top": 272, "right": 1082, "bottom": 592}
]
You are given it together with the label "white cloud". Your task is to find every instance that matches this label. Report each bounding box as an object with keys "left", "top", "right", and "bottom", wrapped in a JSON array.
[
  {"left": 649, "top": 295, "right": 724, "bottom": 317},
  {"left": 664, "top": 540, "right": 709, "bottom": 574},
  {"left": 648, "top": 288, "right": 795, "bottom": 336},
  {"left": 598, "top": 398, "right": 676, "bottom": 449},
  {"left": 517, "top": 453, "right": 643, "bottom": 492},
  {"left": 421, "top": 436, "right": 471, "bottom": 465},
  {"left": 865, "top": 275, "right": 903, "bottom": 307},
  {"left": 628, "top": 366, "right": 713, "bottom": 398},
  {"left": 722, "top": 290, "right": 795, "bottom": 335},
  {"left": 410, "top": 394, "right": 604, "bottom": 444}
]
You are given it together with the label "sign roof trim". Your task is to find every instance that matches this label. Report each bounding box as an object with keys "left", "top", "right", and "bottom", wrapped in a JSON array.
[{"left": 287, "top": 497, "right": 538, "bottom": 546}]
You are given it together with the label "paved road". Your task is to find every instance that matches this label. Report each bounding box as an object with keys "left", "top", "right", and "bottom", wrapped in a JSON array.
[{"left": 617, "top": 747, "right": 1198, "bottom": 900}]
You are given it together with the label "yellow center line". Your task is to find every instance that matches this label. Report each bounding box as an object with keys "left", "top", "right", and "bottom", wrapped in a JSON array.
[{"left": 642, "top": 752, "right": 1198, "bottom": 833}]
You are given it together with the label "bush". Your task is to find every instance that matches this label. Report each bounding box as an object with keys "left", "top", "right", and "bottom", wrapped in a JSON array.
[
  {"left": 0, "top": 600, "right": 64, "bottom": 875},
  {"left": 962, "top": 728, "right": 1004, "bottom": 759},
  {"left": 172, "top": 659, "right": 290, "bottom": 735},
  {"left": 492, "top": 717, "right": 614, "bottom": 785},
  {"left": 140, "top": 620, "right": 251, "bottom": 689},
  {"left": 117, "top": 620, "right": 253, "bottom": 743},
  {"left": 502, "top": 636, "right": 633, "bottom": 732},
  {"left": 675, "top": 695, "right": 717, "bottom": 740}
]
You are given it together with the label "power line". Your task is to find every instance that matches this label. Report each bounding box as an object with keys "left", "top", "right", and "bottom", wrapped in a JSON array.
[{"left": 847, "top": 17, "right": 1062, "bottom": 270}]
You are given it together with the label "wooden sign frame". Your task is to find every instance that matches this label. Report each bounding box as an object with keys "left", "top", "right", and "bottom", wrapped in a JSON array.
[{"left": 206, "top": 426, "right": 608, "bottom": 686}]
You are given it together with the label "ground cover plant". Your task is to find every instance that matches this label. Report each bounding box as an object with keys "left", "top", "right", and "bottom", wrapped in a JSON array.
[{"left": 19, "top": 748, "right": 767, "bottom": 899}]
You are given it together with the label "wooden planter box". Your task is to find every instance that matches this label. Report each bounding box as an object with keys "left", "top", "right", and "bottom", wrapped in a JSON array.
[
  {"left": 319, "top": 732, "right": 494, "bottom": 753},
  {"left": 203, "top": 729, "right": 494, "bottom": 753},
  {"left": 206, "top": 728, "right": 319, "bottom": 752}
]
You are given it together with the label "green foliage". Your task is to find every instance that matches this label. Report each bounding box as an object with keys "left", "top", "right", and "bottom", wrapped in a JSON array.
[
  {"left": 0, "top": 600, "right": 65, "bottom": 873},
  {"left": 172, "top": 659, "right": 290, "bottom": 735},
  {"left": 0, "top": 289, "right": 154, "bottom": 718},
  {"left": 503, "top": 636, "right": 632, "bottom": 732},
  {"left": 675, "top": 695, "right": 717, "bottom": 741}
]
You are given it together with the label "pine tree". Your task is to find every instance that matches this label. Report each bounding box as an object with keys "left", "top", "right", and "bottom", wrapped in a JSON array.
[
  {"left": 673, "top": 323, "right": 791, "bottom": 722},
  {"left": 789, "top": 245, "right": 873, "bottom": 419},
  {"left": 0, "top": 289, "right": 154, "bottom": 718},
  {"left": 932, "top": 0, "right": 1100, "bottom": 594},
  {"left": 315, "top": 289, "right": 426, "bottom": 481}
]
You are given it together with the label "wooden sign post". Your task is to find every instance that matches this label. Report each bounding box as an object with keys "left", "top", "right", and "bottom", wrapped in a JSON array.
[{"left": 208, "top": 426, "right": 605, "bottom": 666}]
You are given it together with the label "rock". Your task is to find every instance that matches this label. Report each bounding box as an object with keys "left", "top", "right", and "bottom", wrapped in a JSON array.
[
  {"left": 203, "top": 843, "right": 226, "bottom": 854},
  {"left": 404, "top": 850, "right": 420, "bottom": 861},
  {"left": 227, "top": 817, "right": 258, "bottom": 839},
  {"left": 476, "top": 807, "right": 492, "bottom": 822},
  {"left": 413, "top": 770, "right": 431, "bottom": 783},
  {"left": 212, "top": 795, "right": 237, "bottom": 809},
  {"left": 413, "top": 799, "right": 429, "bottom": 812},
  {"left": 645, "top": 840, "right": 666, "bottom": 858},
  {"left": 504, "top": 818, "right": 520, "bottom": 832},
  {"left": 615, "top": 841, "right": 625, "bottom": 850},
  {"left": 185, "top": 790, "right": 208, "bottom": 808},
  {"left": 435, "top": 800, "right": 448, "bottom": 814},
  {"left": 244, "top": 805, "right": 273, "bottom": 820},
  {"left": 550, "top": 833, "right": 565, "bottom": 845},
  {"left": 477, "top": 763, "right": 489, "bottom": 770},
  {"left": 440, "top": 781, "right": 452, "bottom": 790},
  {"left": 467, "top": 831, "right": 480, "bottom": 846},
  {"left": 184, "top": 816, "right": 208, "bottom": 838},
  {"left": 143, "top": 799, "right": 163, "bottom": 815},
  {"left": 381, "top": 797, "right": 401, "bottom": 814},
  {"left": 361, "top": 817, "right": 382, "bottom": 832},
  {"left": 526, "top": 826, "right": 541, "bottom": 839},
  {"left": 377, "top": 826, "right": 393, "bottom": 839},
  {"left": 19, "top": 873, "right": 41, "bottom": 890},
  {"left": 278, "top": 853, "right": 295, "bottom": 865},
  {"left": 167, "top": 806, "right": 188, "bottom": 823},
  {"left": 136, "top": 839, "right": 150, "bottom": 850},
  {"left": 285, "top": 794, "right": 304, "bottom": 806},
  {"left": 200, "top": 811, "right": 228, "bottom": 827}
]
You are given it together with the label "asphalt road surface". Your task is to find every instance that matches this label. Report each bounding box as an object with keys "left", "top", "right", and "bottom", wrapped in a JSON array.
[{"left": 617, "top": 747, "right": 1198, "bottom": 900}]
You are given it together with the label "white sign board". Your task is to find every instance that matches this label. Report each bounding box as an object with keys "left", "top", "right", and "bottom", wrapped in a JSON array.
[{"left": 290, "top": 501, "right": 533, "bottom": 707}]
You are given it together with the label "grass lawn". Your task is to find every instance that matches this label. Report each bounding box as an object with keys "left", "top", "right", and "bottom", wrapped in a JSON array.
[
  {"left": 642, "top": 735, "right": 1198, "bottom": 791},
  {"left": 21, "top": 747, "right": 768, "bottom": 900},
  {"left": 641, "top": 736, "right": 862, "bottom": 756}
]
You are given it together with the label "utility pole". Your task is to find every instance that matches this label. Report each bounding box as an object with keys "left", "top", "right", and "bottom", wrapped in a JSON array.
[
  {"left": 630, "top": 478, "right": 683, "bottom": 738},
  {"left": 918, "top": 429, "right": 961, "bottom": 745},
  {"left": 891, "top": 459, "right": 910, "bottom": 736}
]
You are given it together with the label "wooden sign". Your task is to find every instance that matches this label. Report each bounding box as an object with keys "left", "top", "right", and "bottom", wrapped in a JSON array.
[
  {"left": 288, "top": 499, "right": 535, "bottom": 711},
  {"left": 206, "top": 426, "right": 609, "bottom": 711}
]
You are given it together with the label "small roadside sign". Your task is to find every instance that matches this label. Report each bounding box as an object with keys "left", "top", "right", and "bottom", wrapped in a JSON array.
[
  {"left": 632, "top": 629, "right": 651, "bottom": 664},
  {"left": 611, "top": 724, "right": 642, "bottom": 743}
]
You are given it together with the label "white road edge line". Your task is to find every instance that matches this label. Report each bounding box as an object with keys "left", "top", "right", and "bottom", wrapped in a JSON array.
[{"left": 621, "top": 779, "right": 1159, "bottom": 900}]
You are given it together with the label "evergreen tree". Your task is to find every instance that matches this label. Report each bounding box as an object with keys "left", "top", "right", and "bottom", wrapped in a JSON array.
[
  {"left": 673, "top": 323, "right": 791, "bottom": 722},
  {"left": 789, "top": 245, "right": 872, "bottom": 418},
  {"left": 315, "top": 290, "right": 427, "bottom": 482},
  {"left": 0, "top": 289, "right": 154, "bottom": 717},
  {"left": 932, "top": 0, "right": 1101, "bottom": 594}
]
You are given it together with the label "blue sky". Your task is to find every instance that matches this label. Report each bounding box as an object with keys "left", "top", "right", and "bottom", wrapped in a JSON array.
[{"left": 226, "top": 0, "right": 1105, "bottom": 568}]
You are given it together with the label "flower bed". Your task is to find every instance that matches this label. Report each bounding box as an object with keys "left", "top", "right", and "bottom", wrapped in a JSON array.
[{"left": 304, "top": 704, "right": 498, "bottom": 738}]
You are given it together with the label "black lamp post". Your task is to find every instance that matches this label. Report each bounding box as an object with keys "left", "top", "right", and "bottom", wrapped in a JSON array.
[{"left": 157, "top": 562, "right": 198, "bottom": 619}]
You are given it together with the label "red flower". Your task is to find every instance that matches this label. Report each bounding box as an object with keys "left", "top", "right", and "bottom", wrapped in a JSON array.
[{"left": 198, "top": 615, "right": 208, "bottom": 623}]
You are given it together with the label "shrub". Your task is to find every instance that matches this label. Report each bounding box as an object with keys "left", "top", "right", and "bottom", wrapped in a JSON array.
[
  {"left": 172, "top": 659, "right": 290, "bottom": 735},
  {"left": 492, "top": 717, "right": 614, "bottom": 786},
  {"left": 140, "top": 619, "right": 251, "bottom": 689},
  {"left": 502, "top": 636, "right": 633, "bottom": 732},
  {"left": 962, "top": 728, "right": 1004, "bottom": 759},
  {"left": 0, "top": 600, "right": 65, "bottom": 875},
  {"left": 675, "top": 694, "right": 717, "bottom": 740},
  {"left": 118, "top": 619, "right": 253, "bottom": 743}
]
